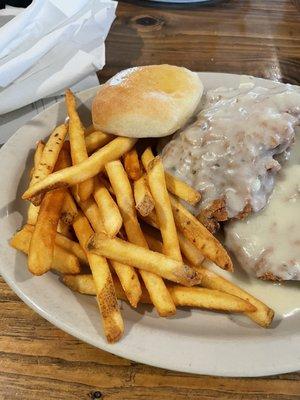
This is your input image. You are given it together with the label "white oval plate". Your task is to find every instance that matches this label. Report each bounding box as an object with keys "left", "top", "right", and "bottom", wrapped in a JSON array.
[{"left": 1, "top": 73, "right": 300, "bottom": 377}]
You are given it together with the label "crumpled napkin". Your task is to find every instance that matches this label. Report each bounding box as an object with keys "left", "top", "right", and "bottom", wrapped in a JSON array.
[{"left": 0, "top": 0, "right": 117, "bottom": 115}]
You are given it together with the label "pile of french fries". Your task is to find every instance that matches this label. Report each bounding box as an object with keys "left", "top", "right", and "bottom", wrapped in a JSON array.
[{"left": 10, "top": 89, "right": 274, "bottom": 343}]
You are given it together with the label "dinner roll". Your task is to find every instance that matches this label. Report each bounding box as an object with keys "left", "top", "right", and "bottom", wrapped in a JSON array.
[{"left": 92, "top": 65, "right": 203, "bottom": 138}]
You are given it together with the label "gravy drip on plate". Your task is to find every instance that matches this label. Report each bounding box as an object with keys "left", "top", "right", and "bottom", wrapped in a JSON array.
[
  {"left": 161, "top": 84, "right": 300, "bottom": 218},
  {"left": 225, "top": 164, "right": 300, "bottom": 281}
]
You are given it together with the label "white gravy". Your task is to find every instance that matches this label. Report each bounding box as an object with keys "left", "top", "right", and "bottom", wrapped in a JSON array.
[
  {"left": 225, "top": 164, "right": 300, "bottom": 280},
  {"left": 162, "top": 83, "right": 300, "bottom": 218},
  {"left": 204, "top": 261, "right": 300, "bottom": 318}
]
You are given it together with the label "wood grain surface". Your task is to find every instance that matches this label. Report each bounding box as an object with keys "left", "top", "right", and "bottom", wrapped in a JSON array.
[
  {"left": 99, "top": 0, "right": 300, "bottom": 84},
  {"left": 1, "top": 0, "right": 300, "bottom": 398}
]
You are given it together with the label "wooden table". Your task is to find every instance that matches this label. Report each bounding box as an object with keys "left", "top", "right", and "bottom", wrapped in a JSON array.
[{"left": 1, "top": 1, "right": 300, "bottom": 398}]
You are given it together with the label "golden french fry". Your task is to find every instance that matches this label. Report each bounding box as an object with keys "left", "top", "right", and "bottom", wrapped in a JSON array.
[
  {"left": 63, "top": 274, "right": 151, "bottom": 304},
  {"left": 141, "top": 211, "right": 204, "bottom": 267},
  {"left": 106, "top": 160, "right": 175, "bottom": 316},
  {"left": 29, "top": 124, "right": 68, "bottom": 205},
  {"left": 28, "top": 144, "right": 73, "bottom": 274},
  {"left": 147, "top": 156, "right": 182, "bottom": 262},
  {"left": 10, "top": 228, "right": 80, "bottom": 274},
  {"left": 76, "top": 196, "right": 105, "bottom": 234},
  {"left": 64, "top": 273, "right": 97, "bottom": 295},
  {"left": 63, "top": 274, "right": 254, "bottom": 313},
  {"left": 109, "top": 260, "right": 142, "bottom": 308},
  {"left": 168, "top": 286, "right": 255, "bottom": 313},
  {"left": 177, "top": 232, "right": 204, "bottom": 267},
  {"left": 144, "top": 227, "right": 203, "bottom": 270},
  {"left": 27, "top": 141, "right": 45, "bottom": 223},
  {"left": 34, "top": 140, "right": 45, "bottom": 167},
  {"left": 27, "top": 203, "right": 39, "bottom": 225},
  {"left": 123, "top": 148, "right": 143, "bottom": 181},
  {"left": 141, "top": 147, "right": 201, "bottom": 205},
  {"left": 65, "top": 89, "right": 94, "bottom": 201},
  {"left": 196, "top": 263, "right": 274, "bottom": 327},
  {"left": 50, "top": 244, "right": 80, "bottom": 275},
  {"left": 24, "top": 224, "right": 88, "bottom": 265},
  {"left": 50, "top": 144, "right": 78, "bottom": 226},
  {"left": 93, "top": 177, "right": 122, "bottom": 237},
  {"left": 61, "top": 192, "right": 78, "bottom": 225},
  {"left": 141, "top": 147, "right": 155, "bottom": 172},
  {"left": 87, "top": 232, "right": 201, "bottom": 287},
  {"left": 72, "top": 211, "right": 124, "bottom": 343},
  {"left": 133, "top": 176, "right": 155, "bottom": 217},
  {"left": 143, "top": 218, "right": 270, "bottom": 323},
  {"left": 85, "top": 130, "right": 113, "bottom": 154},
  {"left": 79, "top": 193, "right": 141, "bottom": 307},
  {"left": 105, "top": 161, "right": 144, "bottom": 244},
  {"left": 170, "top": 195, "right": 233, "bottom": 271},
  {"left": 22, "top": 137, "right": 137, "bottom": 202},
  {"left": 104, "top": 160, "right": 144, "bottom": 308},
  {"left": 28, "top": 188, "right": 65, "bottom": 275}
]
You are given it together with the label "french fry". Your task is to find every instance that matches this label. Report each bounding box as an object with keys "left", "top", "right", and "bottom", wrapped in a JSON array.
[
  {"left": 63, "top": 274, "right": 151, "bottom": 304},
  {"left": 170, "top": 195, "right": 233, "bottom": 271},
  {"left": 147, "top": 156, "right": 182, "bottom": 262},
  {"left": 28, "top": 146, "right": 69, "bottom": 275},
  {"left": 141, "top": 147, "right": 201, "bottom": 205},
  {"left": 133, "top": 176, "right": 155, "bottom": 217},
  {"left": 93, "top": 177, "right": 122, "bottom": 237},
  {"left": 63, "top": 274, "right": 255, "bottom": 313},
  {"left": 85, "top": 131, "right": 113, "bottom": 154},
  {"left": 141, "top": 147, "right": 155, "bottom": 172},
  {"left": 132, "top": 229, "right": 270, "bottom": 324},
  {"left": 109, "top": 260, "right": 142, "bottom": 308},
  {"left": 76, "top": 196, "right": 105, "bottom": 234},
  {"left": 72, "top": 211, "right": 124, "bottom": 343},
  {"left": 168, "top": 286, "right": 255, "bottom": 313},
  {"left": 10, "top": 228, "right": 80, "bottom": 274},
  {"left": 34, "top": 140, "right": 45, "bottom": 167},
  {"left": 104, "top": 160, "right": 143, "bottom": 308},
  {"left": 61, "top": 192, "right": 78, "bottom": 225},
  {"left": 29, "top": 140, "right": 45, "bottom": 180},
  {"left": 64, "top": 274, "right": 98, "bottom": 295},
  {"left": 177, "top": 232, "right": 204, "bottom": 267},
  {"left": 51, "top": 144, "right": 78, "bottom": 226},
  {"left": 87, "top": 232, "right": 201, "bottom": 287},
  {"left": 84, "top": 124, "right": 95, "bottom": 136},
  {"left": 142, "top": 210, "right": 204, "bottom": 267},
  {"left": 22, "top": 137, "right": 137, "bottom": 202},
  {"left": 65, "top": 89, "right": 94, "bottom": 201},
  {"left": 196, "top": 262, "right": 274, "bottom": 327},
  {"left": 27, "top": 203, "right": 39, "bottom": 225},
  {"left": 29, "top": 124, "right": 68, "bottom": 205},
  {"left": 165, "top": 175, "right": 201, "bottom": 206},
  {"left": 27, "top": 142, "right": 45, "bottom": 224},
  {"left": 24, "top": 225, "right": 87, "bottom": 265},
  {"left": 123, "top": 148, "right": 143, "bottom": 181},
  {"left": 105, "top": 160, "right": 175, "bottom": 316}
]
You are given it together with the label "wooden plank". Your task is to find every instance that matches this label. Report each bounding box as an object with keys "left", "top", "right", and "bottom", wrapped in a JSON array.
[{"left": 99, "top": 1, "right": 300, "bottom": 85}]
